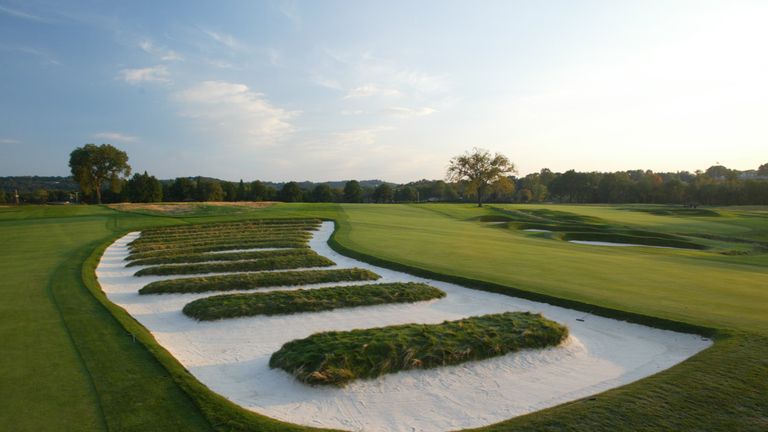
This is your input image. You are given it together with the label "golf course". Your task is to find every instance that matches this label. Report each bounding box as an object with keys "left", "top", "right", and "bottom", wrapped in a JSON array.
[{"left": 1, "top": 202, "right": 765, "bottom": 431}]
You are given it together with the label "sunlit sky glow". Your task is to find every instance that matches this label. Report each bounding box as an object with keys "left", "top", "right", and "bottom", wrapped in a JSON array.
[{"left": 1, "top": 0, "right": 766, "bottom": 182}]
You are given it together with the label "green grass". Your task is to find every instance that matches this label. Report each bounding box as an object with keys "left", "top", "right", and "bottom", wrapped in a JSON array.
[
  {"left": 139, "top": 268, "right": 381, "bottom": 294},
  {"left": 130, "top": 226, "right": 317, "bottom": 246},
  {"left": 126, "top": 248, "right": 316, "bottom": 267},
  {"left": 2, "top": 202, "right": 767, "bottom": 431},
  {"left": 134, "top": 254, "right": 336, "bottom": 276},
  {"left": 269, "top": 312, "right": 568, "bottom": 387},
  {"left": 182, "top": 282, "right": 446, "bottom": 320},
  {"left": 125, "top": 240, "right": 310, "bottom": 261},
  {"left": 128, "top": 233, "right": 312, "bottom": 253}
]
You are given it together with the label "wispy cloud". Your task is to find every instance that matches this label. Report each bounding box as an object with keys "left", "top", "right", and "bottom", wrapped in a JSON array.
[
  {"left": 139, "top": 40, "right": 183, "bottom": 61},
  {"left": 92, "top": 132, "right": 139, "bottom": 143},
  {"left": 0, "top": 45, "right": 60, "bottom": 65},
  {"left": 203, "top": 30, "right": 243, "bottom": 50},
  {"left": 0, "top": 5, "right": 51, "bottom": 22},
  {"left": 118, "top": 65, "right": 170, "bottom": 84},
  {"left": 333, "top": 126, "right": 392, "bottom": 146},
  {"left": 381, "top": 106, "right": 437, "bottom": 118},
  {"left": 175, "top": 81, "right": 298, "bottom": 144},
  {"left": 0, "top": 138, "right": 20, "bottom": 144},
  {"left": 344, "top": 84, "right": 402, "bottom": 99},
  {"left": 276, "top": 0, "right": 302, "bottom": 29}
]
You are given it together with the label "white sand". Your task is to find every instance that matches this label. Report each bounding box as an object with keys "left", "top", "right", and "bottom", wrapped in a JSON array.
[
  {"left": 569, "top": 240, "right": 681, "bottom": 249},
  {"left": 97, "top": 222, "right": 711, "bottom": 432}
]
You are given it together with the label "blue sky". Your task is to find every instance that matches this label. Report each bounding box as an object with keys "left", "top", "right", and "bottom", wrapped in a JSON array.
[{"left": 1, "top": 0, "right": 766, "bottom": 182}]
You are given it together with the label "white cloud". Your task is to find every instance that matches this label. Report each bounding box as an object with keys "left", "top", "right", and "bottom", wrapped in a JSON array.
[
  {"left": 344, "top": 84, "right": 402, "bottom": 99},
  {"left": 0, "top": 138, "right": 20, "bottom": 144},
  {"left": 91, "top": 132, "right": 139, "bottom": 143},
  {"left": 333, "top": 126, "right": 392, "bottom": 146},
  {"left": 0, "top": 5, "right": 50, "bottom": 22},
  {"left": 381, "top": 106, "right": 437, "bottom": 118},
  {"left": 203, "top": 30, "right": 243, "bottom": 50},
  {"left": 0, "top": 45, "right": 59, "bottom": 65},
  {"left": 118, "top": 65, "right": 170, "bottom": 84},
  {"left": 139, "top": 40, "right": 183, "bottom": 61},
  {"left": 175, "top": 81, "right": 298, "bottom": 144}
]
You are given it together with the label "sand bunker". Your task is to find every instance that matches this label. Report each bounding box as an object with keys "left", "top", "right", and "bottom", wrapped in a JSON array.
[
  {"left": 569, "top": 240, "right": 681, "bottom": 249},
  {"left": 97, "top": 222, "right": 710, "bottom": 432}
]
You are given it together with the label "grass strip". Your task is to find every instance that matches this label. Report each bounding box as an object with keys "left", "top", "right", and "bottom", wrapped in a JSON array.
[
  {"left": 131, "top": 226, "right": 318, "bottom": 245},
  {"left": 269, "top": 311, "right": 568, "bottom": 387},
  {"left": 126, "top": 241, "right": 309, "bottom": 261},
  {"left": 182, "top": 282, "right": 446, "bottom": 320},
  {"left": 129, "top": 234, "right": 312, "bottom": 253},
  {"left": 139, "top": 268, "right": 381, "bottom": 294},
  {"left": 135, "top": 254, "right": 336, "bottom": 276},
  {"left": 126, "top": 248, "right": 315, "bottom": 267},
  {"left": 140, "top": 219, "right": 321, "bottom": 236}
]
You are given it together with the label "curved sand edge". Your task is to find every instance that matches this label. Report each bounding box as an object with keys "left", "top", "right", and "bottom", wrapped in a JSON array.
[{"left": 96, "top": 222, "right": 711, "bottom": 432}]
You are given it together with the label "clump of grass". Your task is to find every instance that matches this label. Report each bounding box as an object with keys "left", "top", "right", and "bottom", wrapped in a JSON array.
[
  {"left": 269, "top": 311, "right": 568, "bottom": 387},
  {"left": 139, "top": 268, "right": 381, "bottom": 294},
  {"left": 126, "top": 248, "right": 314, "bottom": 267},
  {"left": 130, "top": 227, "right": 316, "bottom": 247},
  {"left": 135, "top": 254, "right": 335, "bottom": 276},
  {"left": 139, "top": 219, "right": 320, "bottom": 237},
  {"left": 125, "top": 240, "right": 309, "bottom": 261},
  {"left": 182, "top": 283, "right": 446, "bottom": 320},
  {"left": 128, "top": 233, "right": 311, "bottom": 253}
]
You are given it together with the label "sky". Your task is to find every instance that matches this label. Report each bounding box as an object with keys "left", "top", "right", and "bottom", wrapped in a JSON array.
[{"left": 1, "top": 0, "right": 766, "bottom": 182}]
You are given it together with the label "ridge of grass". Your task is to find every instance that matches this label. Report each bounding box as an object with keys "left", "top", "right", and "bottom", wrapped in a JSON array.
[
  {"left": 126, "top": 248, "right": 315, "bottom": 267},
  {"left": 139, "top": 219, "right": 320, "bottom": 236},
  {"left": 269, "top": 311, "right": 568, "bottom": 387},
  {"left": 125, "top": 240, "right": 310, "bottom": 261},
  {"left": 135, "top": 254, "right": 336, "bottom": 276},
  {"left": 139, "top": 268, "right": 381, "bottom": 294},
  {"left": 182, "top": 282, "right": 446, "bottom": 320},
  {"left": 128, "top": 233, "right": 312, "bottom": 253},
  {"left": 130, "top": 227, "right": 317, "bottom": 245}
]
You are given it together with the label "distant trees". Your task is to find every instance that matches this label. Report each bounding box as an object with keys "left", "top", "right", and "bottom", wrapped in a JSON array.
[
  {"left": 168, "top": 178, "right": 196, "bottom": 201},
  {"left": 197, "top": 180, "right": 224, "bottom": 201},
  {"left": 126, "top": 171, "right": 163, "bottom": 202},
  {"left": 343, "top": 180, "right": 363, "bottom": 203},
  {"left": 372, "top": 184, "right": 394, "bottom": 203},
  {"left": 280, "top": 181, "right": 303, "bottom": 202},
  {"left": 68, "top": 144, "right": 131, "bottom": 204},
  {"left": 311, "top": 184, "right": 334, "bottom": 202},
  {"left": 0, "top": 190, "right": 6, "bottom": 204},
  {"left": 446, "top": 148, "right": 516, "bottom": 206}
]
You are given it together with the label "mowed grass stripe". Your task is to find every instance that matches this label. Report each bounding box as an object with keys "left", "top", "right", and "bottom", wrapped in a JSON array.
[
  {"left": 140, "top": 219, "right": 321, "bottom": 236},
  {"left": 135, "top": 254, "right": 336, "bottom": 276},
  {"left": 126, "top": 240, "right": 309, "bottom": 261},
  {"left": 182, "top": 282, "right": 446, "bottom": 320},
  {"left": 126, "top": 248, "right": 315, "bottom": 267},
  {"left": 269, "top": 311, "right": 568, "bottom": 386},
  {"left": 139, "top": 268, "right": 381, "bottom": 294}
]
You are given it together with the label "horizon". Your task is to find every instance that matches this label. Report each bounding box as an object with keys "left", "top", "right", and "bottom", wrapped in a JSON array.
[{"left": 1, "top": 1, "right": 767, "bottom": 182}]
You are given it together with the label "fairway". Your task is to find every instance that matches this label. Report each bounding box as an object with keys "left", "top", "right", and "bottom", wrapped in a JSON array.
[{"left": 1, "top": 203, "right": 766, "bottom": 431}]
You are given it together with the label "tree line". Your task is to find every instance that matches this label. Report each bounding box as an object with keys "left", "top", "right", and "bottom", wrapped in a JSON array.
[{"left": 3, "top": 144, "right": 766, "bottom": 206}]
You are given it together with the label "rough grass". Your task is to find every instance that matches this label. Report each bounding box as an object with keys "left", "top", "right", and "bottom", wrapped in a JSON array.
[
  {"left": 139, "top": 268, "right": 381, "bottom": 294},
  {"left": 269, "top": 311, "right": 569, "bottom": 387},
  {"left": 128, "top": 233, "right": 312, "bottom": 253},
  {"left": 182, "top": 282, "right": 446, "bottom": 320},
  {"left": 139, "top": 219, "right": 320, "bottom": 236},
  {"left": 126, "top": 248, "right": 315, "bottom": 267},
  {"left": 135, "top": 254, "right": 336, "bottom": 276},
  {"left": 125, "top": 240, "right": 310, "bottom": 261},
  {"left": 130, "top": 227, "right": 316, "bottom": 246}
]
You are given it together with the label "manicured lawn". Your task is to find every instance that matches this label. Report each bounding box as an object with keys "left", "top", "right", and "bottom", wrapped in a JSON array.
[
  {"left": 2, "top": 202, "right": 766, "bottom": 431},
  {"left": 270, "top": 312, "right": 568, "bottom": 386}
]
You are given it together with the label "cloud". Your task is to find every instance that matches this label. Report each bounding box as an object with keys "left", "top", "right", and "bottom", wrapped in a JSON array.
[
  {"left": 139, "top": 40, "right": 183, "bottom": 61},
  {"left": 344, "top": 84, "right": 402, "bottom": 99},
  {"left": 203, "top": 30, "right": 243, "bottom": 50},
  {"left": 0, "top": 5, "right": 50, "bottom": 22},
  {"left": 91, "top": 132, "right": 139, "bottom": 143},
  {"left": 175, "top": 81, "right": 298, "bottom": 143},
  {"left": 0, "top": 45, "right": 60, "bottom": 65},
  {"left": 276, "top": 0, "right": 302, "bottom": 29},
  {"left": 381, "top": 106, "right": 437, "bottom": 118},
  {"left": 0, "top": 138, "right": 20, "bottom": 144},
  {"left": 118, "top": 65, "right": 170, "bottom": 84},
  {"left": 333, "top": 126, "right": 392, "bottom": 146}
]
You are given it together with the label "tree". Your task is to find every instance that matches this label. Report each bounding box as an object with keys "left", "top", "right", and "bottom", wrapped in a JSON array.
[
  {"left": 758, "top": 163, "right": 768, "bottom": 176},
  {"left": 236, "top": 180, "right": 247, "bottom": 201},
  {"left": 197, "top": 180, "right": 224, "bottom": 201},
  {"left": 343, "top": 180, "right": 363, "bottom": 203},
  {"left": 311, "top": 184, "right": 334, "bottom": 202},
  {"left": 0, "top": 190, "right": 6, "bottom": 204},
  {"left": 372, "top": 183, "right": 394, "bottom": 203},
  {"left": 250, "top": 180, "right": 267, "bottom": 201},
  {"left": 280, "top": 181, "right": 303, "bottom": 202},
  {"left": 395, "top": 186, "right": 418, "bottom": 202},
  {"left": 69, "top": 144, "right": 131, "bottom": 204},
  {"left": 446, "top": 148, "right": 516, "bottom": 207},
  {"left": 168, "top": 177, "right": 196, "bottom": 201},
  {"left": 126, "top": 171, "right": 163, "bottom": 203}
]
